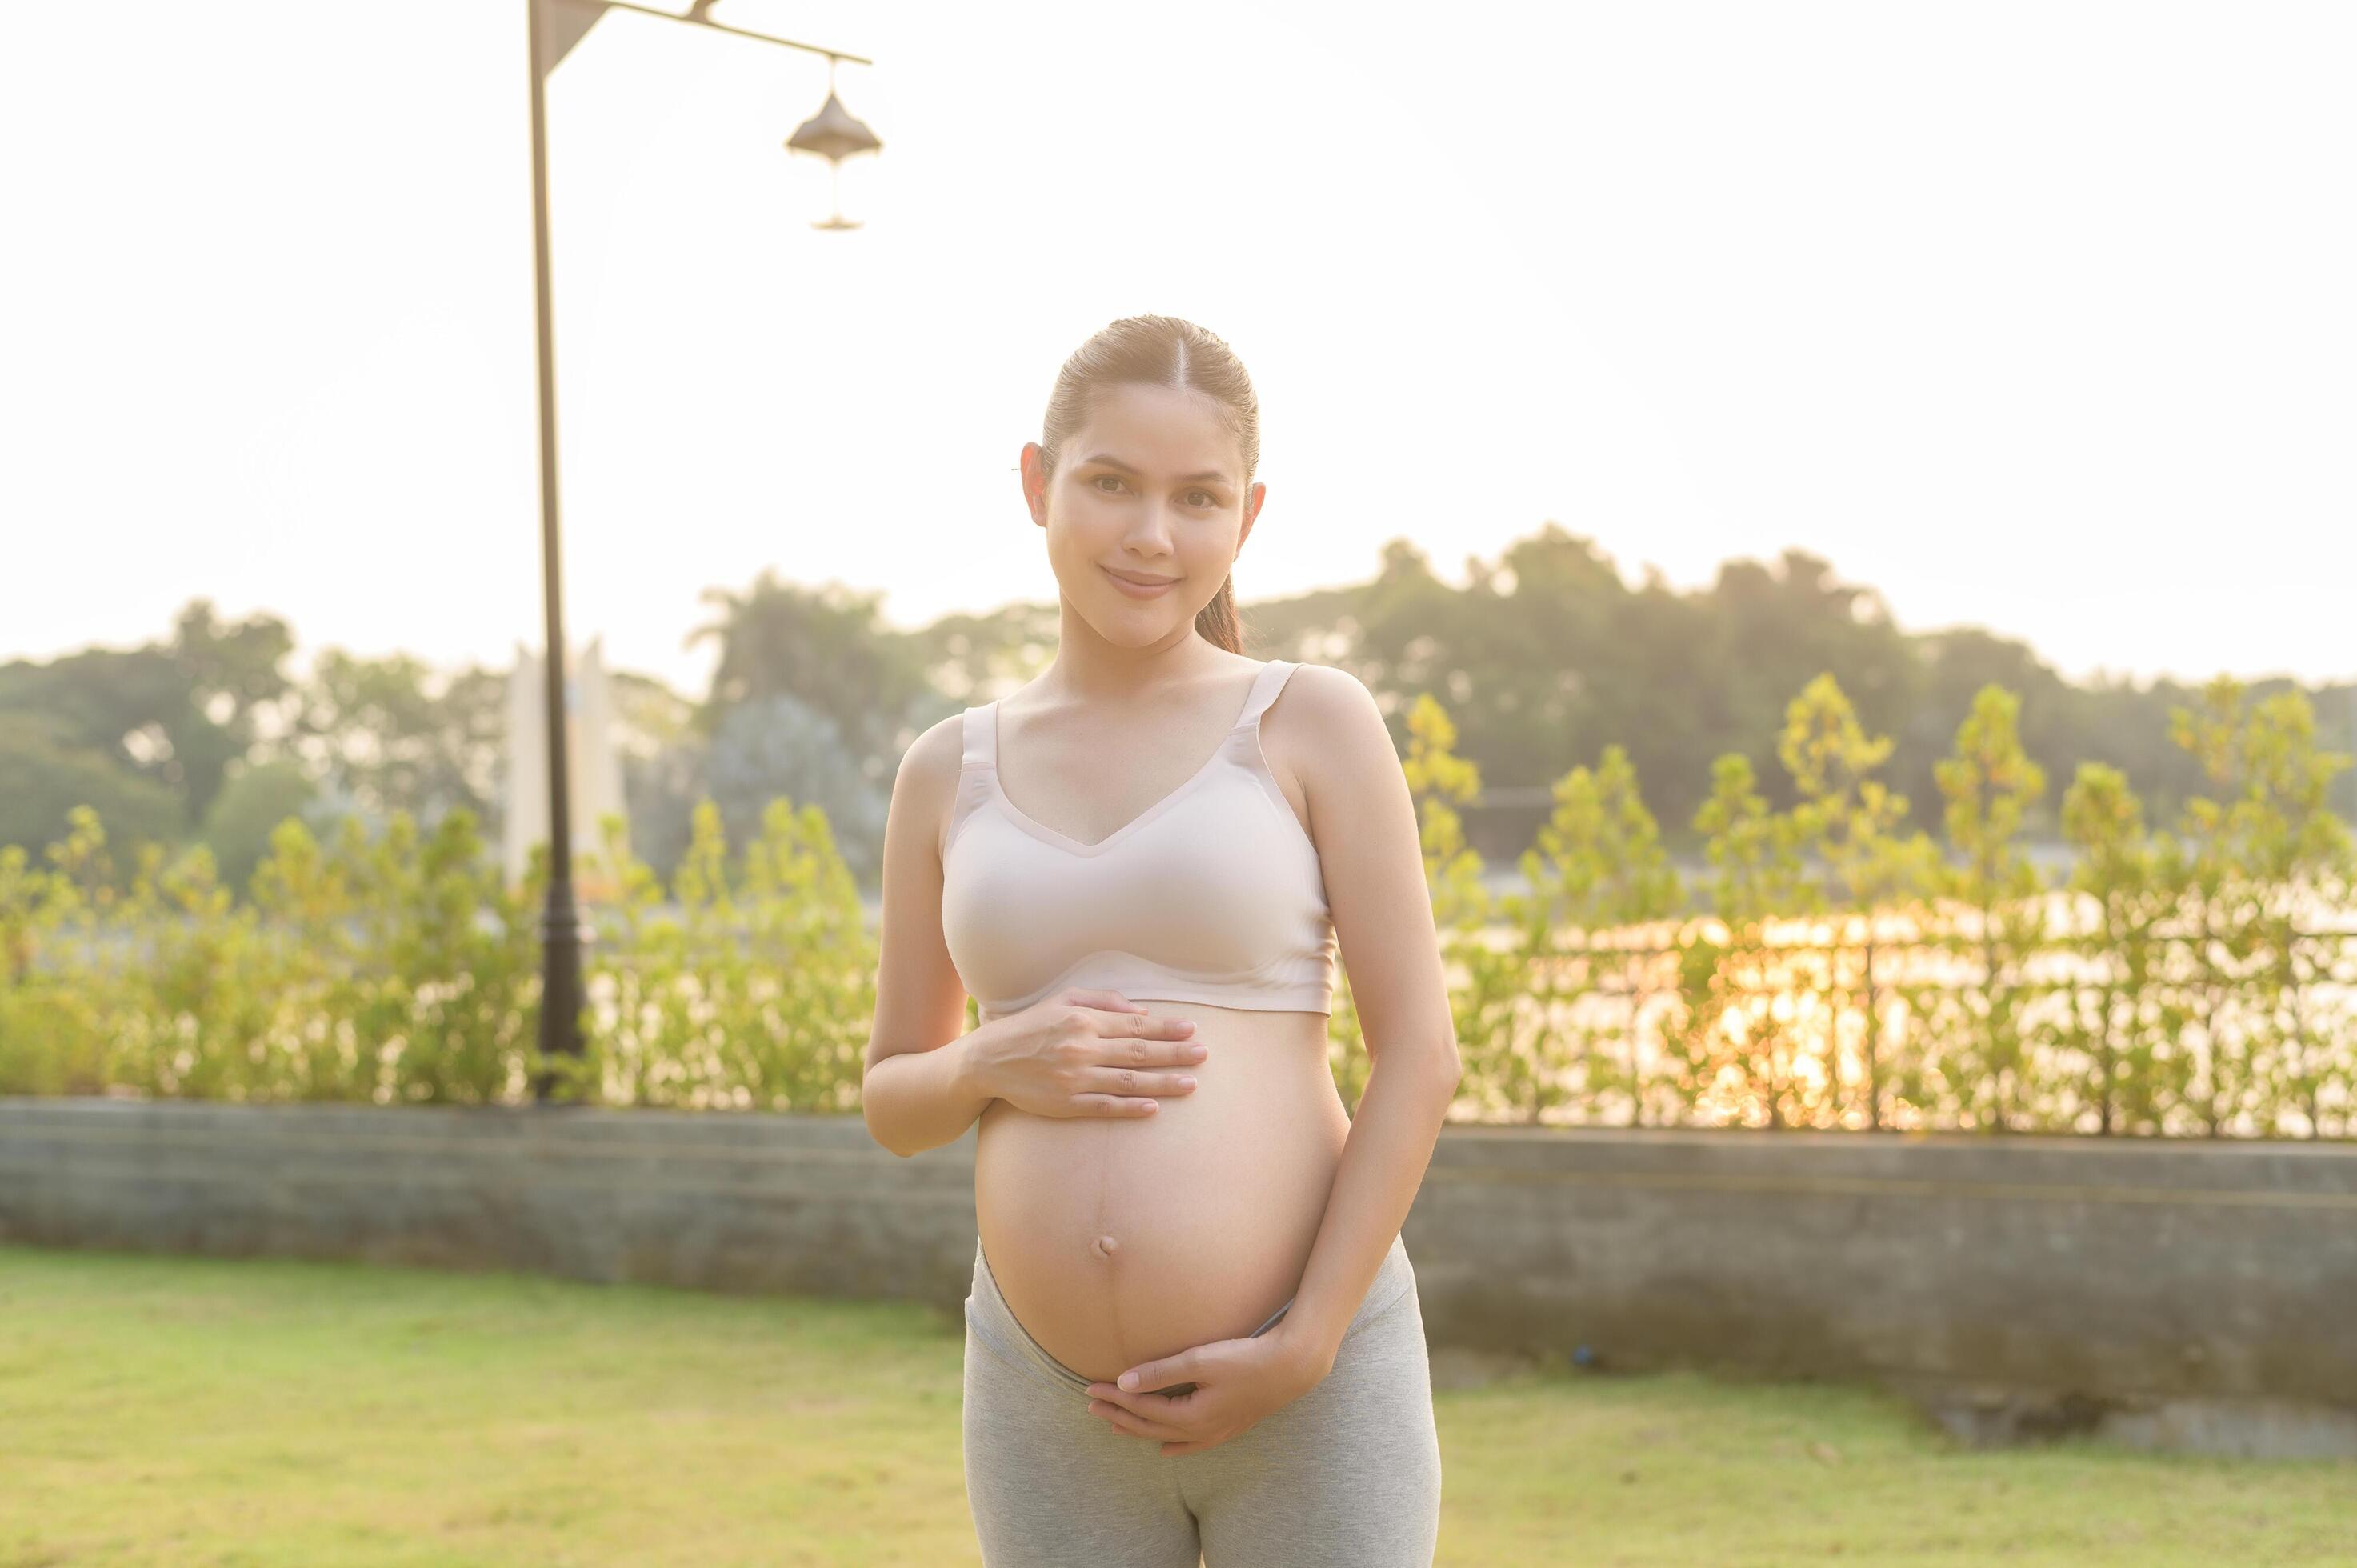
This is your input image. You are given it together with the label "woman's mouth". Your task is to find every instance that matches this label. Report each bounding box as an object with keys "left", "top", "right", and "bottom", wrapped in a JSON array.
[{"left": 1101, "top": 565, "right": 1178, "bottom": 599}]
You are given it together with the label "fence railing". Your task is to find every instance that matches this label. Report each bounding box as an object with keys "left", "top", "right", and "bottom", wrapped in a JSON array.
[{"left": 1445, "top": 902, "right": 2357, "bottom": 1138}]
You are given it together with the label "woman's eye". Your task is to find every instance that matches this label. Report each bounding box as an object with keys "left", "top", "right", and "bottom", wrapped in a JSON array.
[{"left": 1087, "top": 475, "right": 1216, "bottom": 506}]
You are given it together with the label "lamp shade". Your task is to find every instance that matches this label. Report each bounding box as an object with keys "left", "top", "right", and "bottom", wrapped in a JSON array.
[{"left": 786, "top": 89, "right": 882, "bottom": 163}]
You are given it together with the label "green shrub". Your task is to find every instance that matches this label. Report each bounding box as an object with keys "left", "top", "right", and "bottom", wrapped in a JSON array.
[{"left": 5, "top": 674, "right": 2351, "bottom": 1136}]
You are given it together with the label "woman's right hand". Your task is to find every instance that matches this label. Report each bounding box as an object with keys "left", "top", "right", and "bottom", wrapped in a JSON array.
[{"left": 970, "top": 989, "right": 1209, "bottom": 1119}]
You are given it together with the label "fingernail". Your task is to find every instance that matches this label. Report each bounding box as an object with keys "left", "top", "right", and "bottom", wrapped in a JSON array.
[
  {"left": 1178, "top": 1077, "right": 1195, "bottom": 1089},
  {"left": 1119, "top": 1373, "right": 1138, "bottom": 1391}
]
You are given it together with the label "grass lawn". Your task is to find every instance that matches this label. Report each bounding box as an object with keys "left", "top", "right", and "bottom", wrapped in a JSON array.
[{"left": 2, "top": 1245, "right": 2350, "bottom": 1566}]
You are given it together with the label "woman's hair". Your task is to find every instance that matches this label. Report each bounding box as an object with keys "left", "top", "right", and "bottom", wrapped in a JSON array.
[{"left": 1038, "top": 314, "right": 1260, "bottom": 654}]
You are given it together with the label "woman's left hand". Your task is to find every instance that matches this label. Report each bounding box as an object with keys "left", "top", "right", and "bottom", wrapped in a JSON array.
[{"left": 1083, "top": 1322, "right": 1332, "bottom": 1457}]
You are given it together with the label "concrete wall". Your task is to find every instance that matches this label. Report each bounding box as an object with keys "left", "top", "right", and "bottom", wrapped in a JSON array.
[{"left": 6, "top": 1097, "right": 2353, "bottom": 1455}]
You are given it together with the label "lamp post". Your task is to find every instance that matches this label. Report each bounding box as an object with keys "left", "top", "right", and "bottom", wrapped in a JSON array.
[{"left": 523, "top": 0, "right": 880, "bottom": 1102}]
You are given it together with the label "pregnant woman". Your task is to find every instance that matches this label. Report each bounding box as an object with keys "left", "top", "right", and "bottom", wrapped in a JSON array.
[{"left": 862, "top": 314, "right": 1460, "bottom": 1566}]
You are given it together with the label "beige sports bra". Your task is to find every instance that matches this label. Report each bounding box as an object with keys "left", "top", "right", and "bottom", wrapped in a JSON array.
[{"left": 941, "top": 658, "right": 1339, "bottom": 1024}]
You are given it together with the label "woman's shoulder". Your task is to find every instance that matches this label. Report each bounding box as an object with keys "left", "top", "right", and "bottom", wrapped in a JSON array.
[
  {"left": 1257, "top": 660, "right": 1394, "bottom": 790},
  {"left": 1263, "top": 658, "right": 1376, "bottom": 725}
]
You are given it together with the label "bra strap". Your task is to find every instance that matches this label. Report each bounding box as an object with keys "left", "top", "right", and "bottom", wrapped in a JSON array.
[
  {"left": 962, "top": 700, "right": 998, "bottom": 774},
  {"left": 1234, "top": 659, "right": 1299, "bottom": 730}
]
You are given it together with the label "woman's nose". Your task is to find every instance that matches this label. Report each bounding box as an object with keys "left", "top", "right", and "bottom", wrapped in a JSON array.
[{"left": 1125, "top": 502, "right": 1175, "bottom": 549}]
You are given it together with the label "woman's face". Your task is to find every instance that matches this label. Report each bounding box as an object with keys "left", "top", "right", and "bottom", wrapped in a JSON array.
[{"left": 1020, "top": 382, "right": 1266, "bottom": 644}]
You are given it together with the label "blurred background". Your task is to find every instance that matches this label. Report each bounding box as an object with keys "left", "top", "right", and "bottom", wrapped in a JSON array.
[{"left": 6, "top": 0, "right": 2351, "bottom": 902}]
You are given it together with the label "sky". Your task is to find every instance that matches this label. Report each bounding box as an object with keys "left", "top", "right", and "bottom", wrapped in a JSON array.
[{"left": 2, "top": 0, "right": 2351, "bottom": 698}]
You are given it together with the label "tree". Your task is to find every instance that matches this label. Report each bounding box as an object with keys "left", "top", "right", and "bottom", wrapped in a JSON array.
[
  {"left": 198, "top": 758, "right": 321, "bottom": 899},
  {"left": 700, "top": 693, "right": 891, "bottom": 885},
  {"left": 2057, "top": 763, "right": 2174, "bottom": 1134},
  {"left": 1778, "top": 673, "right": 1935, "bottom": 1127},
  {"left": 1916, "top": 685, "right": 2049, "bottom": 1132},
  {"left": 687, "top": 569, "right": 937, "bottom": 768},
  {"left": 1510, "top": 744, "right": 1682, "bottom": 1123},
  {"left": 2165, "top": 680, "right": 2354, "bottom": 1135},
  {"left": 271, "top": 649, "right": 503, "bottom": 837},
  {"left": 1683, "top": 753, "right": 1822, "bottom": 1127},
  {"left": 0, "top": 713, "right": 184, "bottom": 870}
]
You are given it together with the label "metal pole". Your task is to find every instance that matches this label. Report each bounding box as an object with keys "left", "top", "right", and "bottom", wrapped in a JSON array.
[
  {"left": 517, "top": 0, "right": 874, "bottom": 1101},
  {"left": 527, "top": 0, "right": 590, "bottom": 1101}
]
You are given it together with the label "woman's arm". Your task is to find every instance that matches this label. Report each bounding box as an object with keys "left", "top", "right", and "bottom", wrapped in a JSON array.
[
  {"left": 862, "top": 714, "right": 994, "bottom": 1158},
  {"left": 1263, "top": 666, "right": 1463, "bottom": 1374}
]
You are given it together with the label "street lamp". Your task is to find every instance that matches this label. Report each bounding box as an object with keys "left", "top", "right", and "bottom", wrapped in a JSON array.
[
  {"left": 787, "top": 58, "right": 885, "bottom": 230},
  {"left": 523, "top": 0, "right": 880, "bottom": 1102}
]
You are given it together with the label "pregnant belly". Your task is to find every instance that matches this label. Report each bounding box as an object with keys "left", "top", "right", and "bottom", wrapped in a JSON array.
[{"left": 974, "top": 999, "right": 1351, "bottom": 1386}]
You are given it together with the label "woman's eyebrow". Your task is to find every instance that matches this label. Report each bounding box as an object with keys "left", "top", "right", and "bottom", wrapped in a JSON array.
[{"left": 1078, "top": 453, "right": 1233, "bottom": 484}]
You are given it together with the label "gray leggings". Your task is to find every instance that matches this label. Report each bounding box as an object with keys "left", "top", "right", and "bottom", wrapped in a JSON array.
[{"left": 962, "top": 1230, "right": 1443, "bottom": 1566}]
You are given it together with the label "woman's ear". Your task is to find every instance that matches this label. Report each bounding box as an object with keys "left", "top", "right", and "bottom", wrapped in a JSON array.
[
  {"left": 1237, "top": 479, "right": 1267, "bottom": 550},
  {"left": 1018, "top": 442, "right": 1050, "bottom": 527}
]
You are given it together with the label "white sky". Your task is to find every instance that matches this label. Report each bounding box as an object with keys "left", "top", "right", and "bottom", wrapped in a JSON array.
[{"left": 3, "top": 0, "right": 2351, "bottom": 697}]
